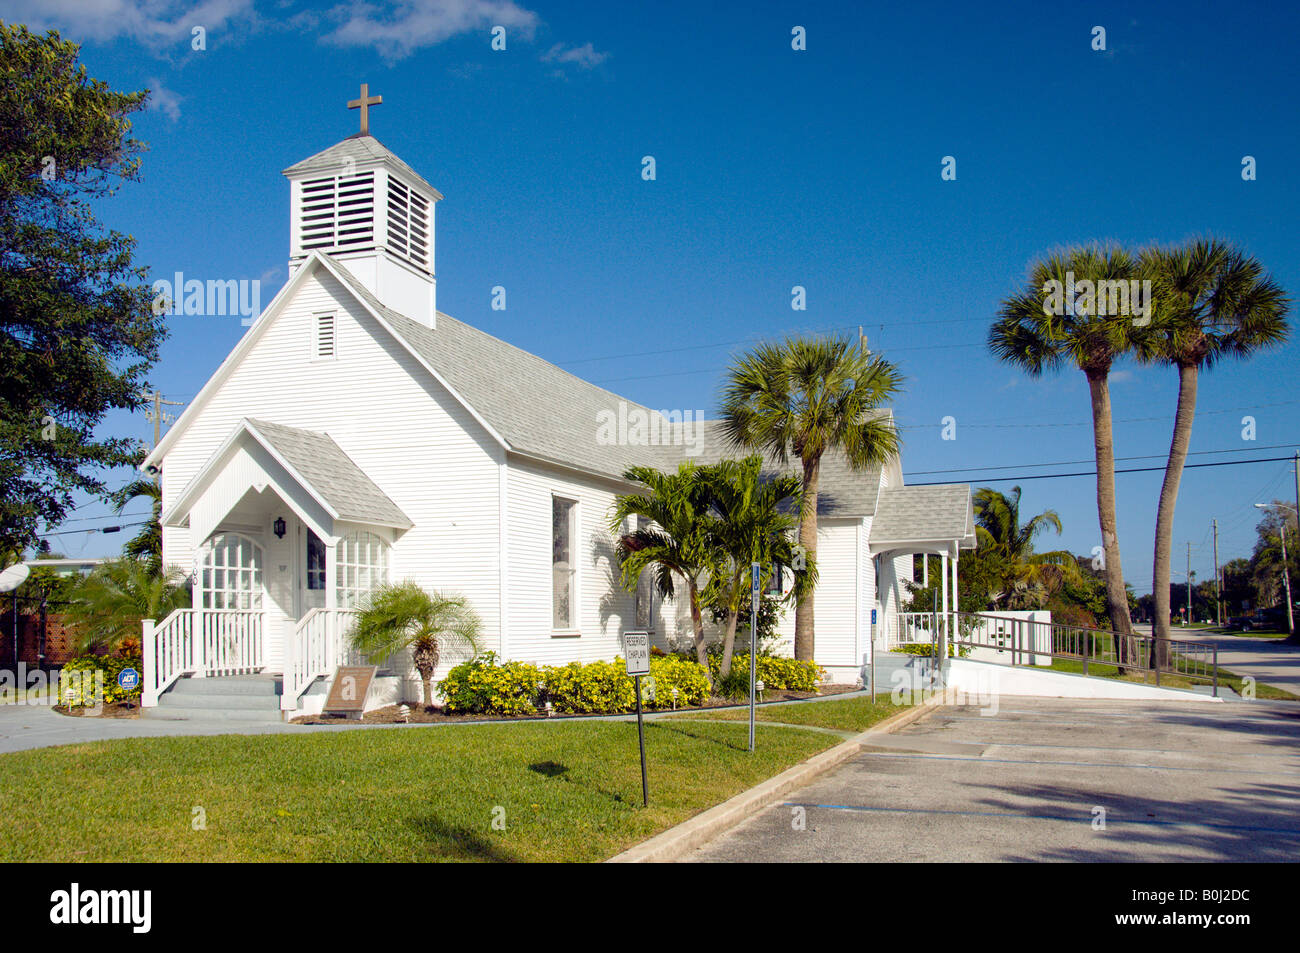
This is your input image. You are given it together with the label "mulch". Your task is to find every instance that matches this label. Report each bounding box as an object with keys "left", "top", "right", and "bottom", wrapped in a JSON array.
[
  {"left": 52, "top": 701, "right": 142, "bottom": 719},
  {"left": 291, "top": 684, "right": 857, "bottom": 725}
]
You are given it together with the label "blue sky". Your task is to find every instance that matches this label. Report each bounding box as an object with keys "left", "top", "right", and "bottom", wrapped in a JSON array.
[{"left": 9, "top": 0, "right": 1300, "bottom": 593}]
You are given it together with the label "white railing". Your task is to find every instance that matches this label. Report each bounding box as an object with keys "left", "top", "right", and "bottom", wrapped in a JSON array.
[
  {"left": 282, "top": 607, "right": 360, "bottom": 711},
  {"left": 889, "top": 611, "right": 947, "bottom": 648},
  {"left": 142, "top": 609, "right": 265, "bottom": 706}
]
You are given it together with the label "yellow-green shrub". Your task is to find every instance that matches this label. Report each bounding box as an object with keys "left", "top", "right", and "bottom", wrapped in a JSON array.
[
  {"left": 438, "top": 652, "right": 542, "bottom": 715},
  {"left": 58, "top": 655, "right": 143, "bottom": 707},
  {"left": 644, "top": 653, "right": 711, "bottom": 707},
  {"left": 543, "top": 659, "right": 636, "bottom": 714},
  {"left": 711, "top": 652, "right": 824, "bottom": 692}
]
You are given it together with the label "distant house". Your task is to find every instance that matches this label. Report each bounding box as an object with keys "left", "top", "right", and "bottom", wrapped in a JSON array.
[{"left": 139, "top": 125, "right": 975, "bottom": 716}]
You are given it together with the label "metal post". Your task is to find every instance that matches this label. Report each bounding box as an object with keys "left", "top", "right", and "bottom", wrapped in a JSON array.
[
  {"left": 749, "top": 562, "right": 759, "bottom": 753},
  {"left": 1212, "top": 518, "right": 1221, "bottom": 628},
  {"left": 635, "top": 674, "right": 648, "bottom": 807},
  {"left": 1212, "top": 645, "right": 1219, "bottom": 699}
]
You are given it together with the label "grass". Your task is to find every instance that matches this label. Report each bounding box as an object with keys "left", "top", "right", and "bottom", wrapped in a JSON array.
[
  {"left": 1045, "top": 658, "right": 1298, "bottom": 701},
  {"left": 666, "top": 693, "right": 910, "bottom": 734},
  {"left": 0, "top": 717, "right": 845, "bottom": 863}
]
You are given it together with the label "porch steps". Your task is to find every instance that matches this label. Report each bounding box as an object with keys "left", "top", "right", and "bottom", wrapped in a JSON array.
[{"left": 143, "top": 674, "right": 285, "bottom": 722}]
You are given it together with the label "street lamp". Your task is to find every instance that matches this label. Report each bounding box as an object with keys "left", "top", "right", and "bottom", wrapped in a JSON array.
[{"left": 1254, "top": 503, "right": 1296, "bottom": 636}]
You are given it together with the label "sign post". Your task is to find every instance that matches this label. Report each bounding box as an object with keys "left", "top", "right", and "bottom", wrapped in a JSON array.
[
  {"left": 749, "top": 562, "right": 760, "bottom": 753},
  {"left": 624, "top": 632, "right": 651, "bottom": 806}
]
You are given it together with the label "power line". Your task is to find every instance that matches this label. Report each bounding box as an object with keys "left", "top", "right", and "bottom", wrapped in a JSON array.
[
  {"left": 904, "top": 443, "right": 1300, "bottom": 478},
  {"left": 906, "top": 455, "right": 1296, "bottom": 486},
  {"left": 36, "top": 520, "right": 149, "bottom": 539}
]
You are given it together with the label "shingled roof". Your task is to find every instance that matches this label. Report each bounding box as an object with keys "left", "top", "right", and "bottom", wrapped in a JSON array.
[
  {"left": 282, "top": 135, "right": 443, "bottom": 199},
  {"left": 245, "top": 418, "right": 412, "bottom": 528},
  {"left": 869, "top": 484, "right": 976, "bottom": 548}
]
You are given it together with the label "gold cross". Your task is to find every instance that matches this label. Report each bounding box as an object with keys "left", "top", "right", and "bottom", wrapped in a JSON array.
[{"left": 347, "top": 83, "right": 382, "bottom": 136}]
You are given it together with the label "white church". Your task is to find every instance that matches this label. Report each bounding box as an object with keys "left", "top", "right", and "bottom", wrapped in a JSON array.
[{"left": 138, "top": 92, "right": 976, "bottom": 719}]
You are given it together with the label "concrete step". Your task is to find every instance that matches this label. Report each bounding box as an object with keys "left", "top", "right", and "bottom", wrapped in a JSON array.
[
  {"left": 144, "top": 674, "right": 287, "bottom": 722},
  {"left": 158, "top": 692, "right": 282, "bottom": 711},
  {"left": 170, "top": 676, "right": 282, "bottom": 697},
  {"left": 142, "top": 706, "right": 284, "bottom": 723}
]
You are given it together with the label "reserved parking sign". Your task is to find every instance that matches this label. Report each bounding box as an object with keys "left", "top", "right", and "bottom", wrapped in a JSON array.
[{"left": 624, "top": 632, "right": 651, "bottom": 676}]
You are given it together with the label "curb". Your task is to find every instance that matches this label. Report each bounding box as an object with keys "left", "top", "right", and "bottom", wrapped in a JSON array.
[{"left": 606, "top": 686, "right": 956, "bottom": 863}]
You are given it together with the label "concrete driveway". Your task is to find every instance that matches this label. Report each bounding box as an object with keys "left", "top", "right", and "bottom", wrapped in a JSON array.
[{"left": 686, "top": 697, "right": 1300, "bottom": 862}]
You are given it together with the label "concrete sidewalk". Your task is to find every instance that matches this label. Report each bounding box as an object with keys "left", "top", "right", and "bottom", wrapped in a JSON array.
[
  {"left": 1138, "top": 622, "right": 1300, "bottom": 696},
  {"left": 685, "top": 696, "right": 1300, "bottom": 862}
]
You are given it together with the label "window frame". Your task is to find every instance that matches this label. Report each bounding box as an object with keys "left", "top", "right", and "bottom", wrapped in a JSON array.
[
  {"left": 551, "top": 495, "right": 579, "bottom": 635},
  {"left": 198, "top": 533, "right": 264, "bottom": 611}
]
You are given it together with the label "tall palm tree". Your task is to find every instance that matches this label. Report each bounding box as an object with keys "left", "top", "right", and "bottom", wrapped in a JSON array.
[
  {"left": 990, "top": 245, "right": 1148, "bottom": 649},
  {"left": 700, "top": 456, "right": 815, "bottom": 679},
  {"left": 720, "top": 336, "right": 902, "bottom": 661},
  {"left": 111, "top": 477, "right": 162, "bottom": 572},
  {"left": 1139, "top": 239, "right": 1289, "bottom": 660},
  {"left": 609, "top": 461, "right": 717, "bottom": 675},
  {"left": 64, "top": 557, "right": 191, "bottom": 656},
  {"left": 349, "top": 581, "right": 483, "bottom": 707},
  {"left": 973, "top": 486, "right": 1077, "bottom": 609}
]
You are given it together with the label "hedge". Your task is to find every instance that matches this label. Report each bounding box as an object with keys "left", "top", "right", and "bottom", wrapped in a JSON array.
[
  {"left": 438, "top": 652, "right": 712, "bottom": 715},
  {"left": 57, "top": 655, "right": 143, "bottom": 708},
  {"left": 707, "top": 652, "right": 824, "bottom": 692}
]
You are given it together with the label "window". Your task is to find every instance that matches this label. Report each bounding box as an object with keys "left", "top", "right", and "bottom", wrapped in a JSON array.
[
  {"left": 199, "top": 534, "right": 263, "bottom": 610},
  {"left": 313, "top": 313, "right": 336, "bottom": 360},
  {"left": 552, "top": 497, "right": 577, "bottom": 630},
  {"left": 336, "top": 531, "right": 390, "bottom": 608},
  {"left": 306, "top": 529, "right": 327, "bottom": 590}
]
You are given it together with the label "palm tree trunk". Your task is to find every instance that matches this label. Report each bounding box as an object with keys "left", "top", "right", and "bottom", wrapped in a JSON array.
[
  {"left": 719, "top": 606, "right": 740, "bottom": 679},
  {"left": 1152, "top": 362, "right": 1198, "bottom": 669},
  {"left": 794, "top": 457, "right": 820, "bottom": 661},
  {"left": 1086, "top": 370, "right": 1134, "bottom": 666},
  {"left": 420, "top": 673, "right": 434, "bottom": 707}
]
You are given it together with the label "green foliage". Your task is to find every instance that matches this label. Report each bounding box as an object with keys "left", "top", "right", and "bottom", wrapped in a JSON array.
[
  {"left": 437, "top": 652, "right": 713, "bottom": 715},
  {"left": 64, "top": 558, "right": 190, "bottom": 655},
  {"left": 57, "top": 654, "right": 142, "bottom": 707},
  {"left": 0, "top": 24, "right": 164, "bottom": 556},
  {"left": 111, "top": 475, "right": 162, "bottom": 572},
  {"left": 707, "top": 651, "right": 823, "bottom": 694},
  {"left": 888, "top": 643, "right": 969, "bottom": 658}
]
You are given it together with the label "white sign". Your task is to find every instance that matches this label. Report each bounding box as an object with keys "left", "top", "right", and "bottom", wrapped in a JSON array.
[{"left": 624, "top": 632, "right": 651, "bottom": 676}]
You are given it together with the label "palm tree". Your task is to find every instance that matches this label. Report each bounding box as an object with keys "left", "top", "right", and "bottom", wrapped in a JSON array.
[
  {"left": 720, "top": 336, "right": 902, "bottom": 661},
  {"left": 1139, "top": 239, "right": 1290, "bottom": 661},
  {"left": 989, "top": 245, "right": 1148, "bottom": 649},
  {"left": 973, "top": 486, "right": 1077, "bottom": 609},
  {"left": 609, "top": 462, "right": 717, "bottom": 675},
  {"left": 701, "top": 456, "right": 815, "bottom": 679},
  {"left": 111, "top": 477, "right": 162, "bottom": 572},
  {"left": 349, "top": 581, "right": 483, "bottom": 707},
  {"left": 64, "top": 557, "right": 190, "bottom": 656}
]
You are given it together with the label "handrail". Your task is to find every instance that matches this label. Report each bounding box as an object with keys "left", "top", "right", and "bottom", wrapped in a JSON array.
[
  {"left": 141, "top": 608, "right": 266, "bottom": 706},
  {"left": 282, "top": 607, "right": 359, "bottom": 711}
]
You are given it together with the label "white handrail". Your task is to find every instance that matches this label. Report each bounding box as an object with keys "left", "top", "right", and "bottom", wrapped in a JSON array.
[
  {"left": 282, "top": 608, "right": 359, "bottom": 711},
  {"left": 141, "top": 608, "right": 266, "bottom": 706}
]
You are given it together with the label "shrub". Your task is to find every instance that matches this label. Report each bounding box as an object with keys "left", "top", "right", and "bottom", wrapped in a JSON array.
[
  {"left": 646, "top": 653, "right": 711, "bottom": 707},
  {"left": 437, "top": 652, "right": 542, "bottom": 715},
  {"left": 57, "top": 655, "right": 143, "bottom": 708},
  {"left": 544, "top": 659, "right": 636, "bottom": 714},
  {"left": 889, "top": 642, "right": 969, "bottom": 658},
  {"left": 709, "top": 652, "right": 823, "bottom": 692}
]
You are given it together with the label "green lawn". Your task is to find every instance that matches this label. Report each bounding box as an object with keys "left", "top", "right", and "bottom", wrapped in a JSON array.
[
  {"left": 667, "top": 693, "right": 910, "bottom": 734},
  {"left": 0, "top": 718, "right": 849, "bottom": 862}
]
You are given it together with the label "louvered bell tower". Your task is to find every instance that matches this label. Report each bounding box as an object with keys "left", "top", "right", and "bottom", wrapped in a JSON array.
[{"left": 283, "top": 111, "right": 442, "bottom": 328}]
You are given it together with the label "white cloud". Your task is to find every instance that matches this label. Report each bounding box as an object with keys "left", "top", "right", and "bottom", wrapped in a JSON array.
[
  {"left": 318, "top": 0, "right": 538, "bottom": 61},
  {"left": 146, "top": 77, "right": 183, "bottom": 120},
  {"left": 3, "top": 0, "right": 255, "bottom": 48},
  {"left": 541, "top": 40, "right": 608, "bottom": 70}
]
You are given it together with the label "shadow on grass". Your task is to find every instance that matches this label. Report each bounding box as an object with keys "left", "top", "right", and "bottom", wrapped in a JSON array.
[
  {"left": 645, "top": 719, "right": 750, "bottom": 752},
  {"left": 529, "top": 760, "right": 569, "bottom": 778},
  {"left": 406, "top": 814, "right": 521, "bottom": 862}
]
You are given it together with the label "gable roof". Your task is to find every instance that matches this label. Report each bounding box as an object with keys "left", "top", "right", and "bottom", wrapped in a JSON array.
[
  {"left": 244, "top": 419, "right": 412, "bottom": 528},
  {"left": 282, "top": 135, "right": 443, "bottom": 199},
  {"left": 869, "top": 484, "right": 976, "bottom": 548}
]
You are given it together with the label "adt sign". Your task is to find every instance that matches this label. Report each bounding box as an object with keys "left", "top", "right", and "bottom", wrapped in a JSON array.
[{"left": 117, "top": 667, "right": 140, "bottom": 691}]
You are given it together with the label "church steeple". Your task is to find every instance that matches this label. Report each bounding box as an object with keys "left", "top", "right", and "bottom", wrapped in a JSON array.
[{"left": 282, "top": 86, "right": 442, "bottom": 327}]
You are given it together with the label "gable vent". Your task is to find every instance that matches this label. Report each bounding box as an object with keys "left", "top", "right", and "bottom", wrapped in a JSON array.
[
  {"left": 314, "top": 313, "right": 336, "bottom": 359},
  {"left": 386, "top": 176, "right": 431, "bottom": 272},
  {"left": 299, "top": 172, "right": 375, "bottom": 254}
]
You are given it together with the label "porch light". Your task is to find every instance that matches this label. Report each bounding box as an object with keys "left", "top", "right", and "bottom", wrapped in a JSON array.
[{"left": 273, "top": 517, "right": 286, "bottom": 539}]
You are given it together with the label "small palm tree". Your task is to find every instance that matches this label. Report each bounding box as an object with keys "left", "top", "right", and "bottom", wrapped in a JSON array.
[
  {"left": 111, "top": 477, "right": 163, "bottom": 573},
  {"left": 973, "top": 486, "right": 1077, "bottom": 609},
  {"left": 702, "top": 456, "right": 815, "bottom": 679},
  {"left": 721, "top": 336, "right": 902, "bottom": 661},
  {"left": 65, "top": 557, "right": 191, "bottom": 656},
  {"left": 1139, "top": 239, "right": 1290, "bottom": 660},
  {"left": 349, "top": 581, "right": 484, "bottom": 708},
  {"left": 990, "top": 245, "right": 1148, "bottom": 648},
  {"left": 610, "top": 462, "right": 717, "bottom": 675}
]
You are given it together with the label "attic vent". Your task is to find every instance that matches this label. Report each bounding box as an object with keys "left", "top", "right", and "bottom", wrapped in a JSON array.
[
  {"left": 314, "top": 313, "right": 336, "bottom": 360},
  {"left": 298, "top": 172, "right": 375, "bottom": 253},
  {"left": 386, "top": 176, "right": 431, "bottom": 272}
]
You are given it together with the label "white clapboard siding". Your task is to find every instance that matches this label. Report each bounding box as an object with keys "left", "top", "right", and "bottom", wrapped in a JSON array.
[
  {"left": 161, "top": 268, "right": 505, "bottom": 645},
  {"left": 504, "top": 456, "right": 636, "bottom": 666}
]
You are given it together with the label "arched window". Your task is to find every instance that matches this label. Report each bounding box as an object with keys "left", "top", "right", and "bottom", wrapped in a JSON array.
[
  {"left": 199, "top": 533, "right": 263, "bottom": 610},
  {"left": 336, "top": 531, "right": 390, "bottom": 608}
]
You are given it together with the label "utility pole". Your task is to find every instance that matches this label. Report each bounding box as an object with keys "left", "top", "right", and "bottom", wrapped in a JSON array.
[
  {"left": 142, "top": 391, "right": 184, "bottom": 480},
  {"left": 1212, "top": 518, "right": 1221, "bottom": 627},
  {"left": 1186, "top": 542, "right": 1192, "bottom": 626},
  {"left": 1281, "top": 526, "right": 1295, "bottom": 637}
]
